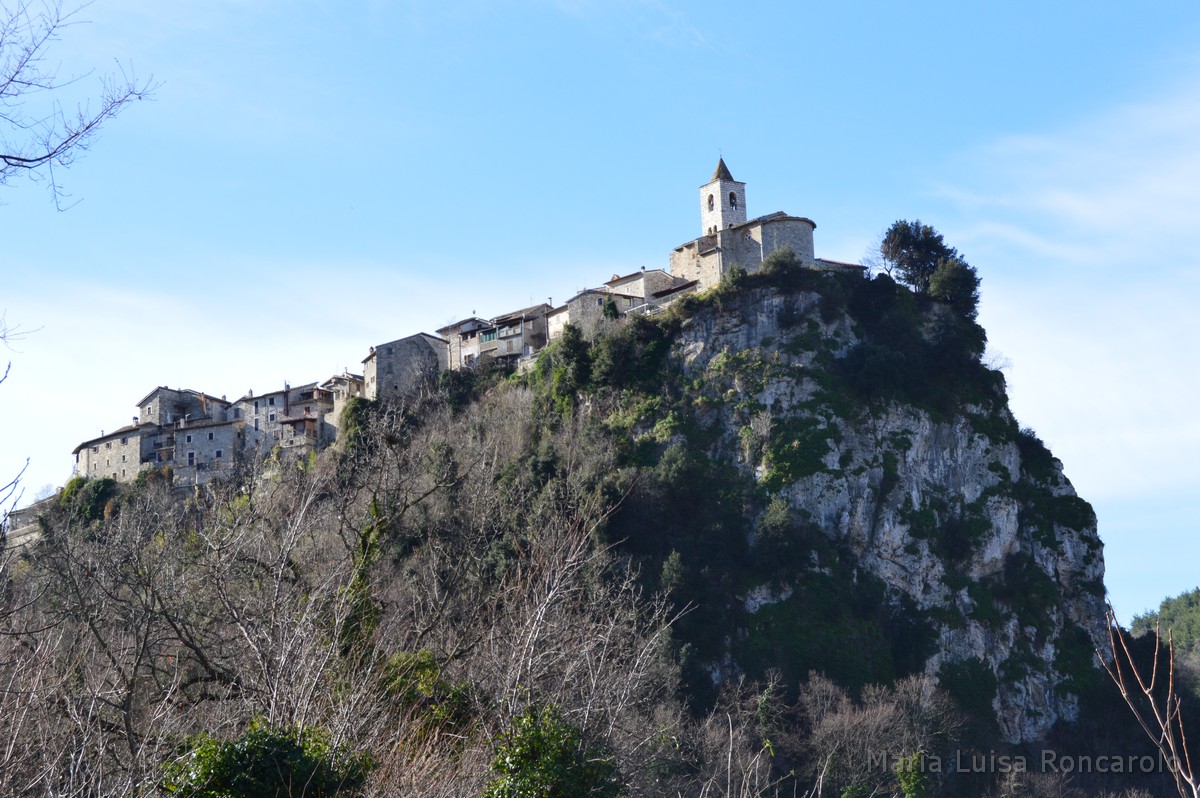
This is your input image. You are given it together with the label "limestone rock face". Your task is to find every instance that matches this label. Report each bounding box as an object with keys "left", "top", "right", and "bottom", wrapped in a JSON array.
[{"left": 673, "top": 285, "right": 1106, "bottom": 743}]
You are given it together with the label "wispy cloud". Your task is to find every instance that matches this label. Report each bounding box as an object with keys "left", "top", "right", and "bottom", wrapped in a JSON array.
[
  {"left": 941, "top": 79, "right": 1200, "bottom": 268},
  {"left": 938, "top": 75, "right": 1200, "bottom": 508}
]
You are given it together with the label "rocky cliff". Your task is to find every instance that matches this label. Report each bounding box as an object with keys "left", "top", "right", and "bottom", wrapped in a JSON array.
[{"left": 591, "top": 262, "right": 1107, "bottom": 744}]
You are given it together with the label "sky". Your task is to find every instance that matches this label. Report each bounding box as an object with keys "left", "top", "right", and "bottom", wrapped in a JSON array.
[{"left": 2, "top": 1, "right": 1198, "bottom": 624}]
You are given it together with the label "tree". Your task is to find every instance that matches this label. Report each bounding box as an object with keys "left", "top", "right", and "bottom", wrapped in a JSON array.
[
  {"left": 880, "top": 220, "right": 958, "bottom": 292},
  {"left": 928, "top": 256, "right": 981, "bottom": 320},
  {"left": 1099, "top": 606, "right": 1200, "bottom": 798},
  {"left": 0, "top": 1, "right": 154, "bottom": 204}
]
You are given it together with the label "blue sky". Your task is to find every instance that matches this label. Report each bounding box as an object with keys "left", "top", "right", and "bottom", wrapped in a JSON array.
[{"left": 3, "top": 1, "right": 1198, "bottom": 623}]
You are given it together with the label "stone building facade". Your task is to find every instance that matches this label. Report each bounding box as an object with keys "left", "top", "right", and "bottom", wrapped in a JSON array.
[
  {"left": 73, "top": 425, "right": 148, "bottom": 481},
  {"left": 363, "top": 333, "right": 448, "bottom": 401}
]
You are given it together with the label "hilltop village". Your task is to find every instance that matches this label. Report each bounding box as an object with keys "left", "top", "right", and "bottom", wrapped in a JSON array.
[{"left": 68, "top": 160, "right": 863, "bottom": 490}]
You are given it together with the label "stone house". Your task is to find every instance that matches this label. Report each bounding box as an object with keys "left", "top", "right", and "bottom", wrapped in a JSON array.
[
  {"left": 73, "top": 425, "right": 149, "bottom": 482},
  {"left": 363, "top": 333, "right": 448, "bottom": 400},
  {"left": 601, "top": 267, "right": 690, "bottom": 300},
  {"left": 437, "top": 304, "right": 552, "bottom": 371},
  {"left": 487, "top": 303, "right": 552, "bottom": 366},
  {"left": 437, "top": 317, "right": 492, "bottom": 370},
  {"left": 172, "top": 418, "right": 242, "bottom": 483},
  {"left": 546, "top": 289, "right": 642, "bottom": 341},
  {"left": 320, "top": 371, "right": 365, "bottom": 436}
]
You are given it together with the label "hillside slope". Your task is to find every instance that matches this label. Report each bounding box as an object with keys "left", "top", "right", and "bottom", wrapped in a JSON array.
[{"left": 0, "top": 255, "right": 1119, "bottom": 796}]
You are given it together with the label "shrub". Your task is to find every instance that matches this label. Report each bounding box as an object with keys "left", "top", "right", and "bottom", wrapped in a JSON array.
[
  {"left": 483, "top": 704, "right": 621, "bottom": 798},
  {"left": 162, "top": 722, "right": 371, "bottom": 797}
]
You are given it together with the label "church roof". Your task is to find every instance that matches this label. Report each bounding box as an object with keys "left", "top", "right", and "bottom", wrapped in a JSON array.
[{"left": 711, "top": 157, "right": 735, "bottom": 182}]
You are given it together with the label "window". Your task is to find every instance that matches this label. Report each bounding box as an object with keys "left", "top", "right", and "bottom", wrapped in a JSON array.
[
  {"left": 106, "top": 442, "right": 112, "bottom": 449},
  {"left": 215, "top": 449, "right": 223, "bottom": 459},
  {"left": 187, "top": 451, "right": 195, "bottom": 466},
  {"left": 269, "top": 413, "right": 276, "bottom": 422},
  {"left": 707, "top": 194, "right": 714, "bottom": 211},
  {"left": 269, "top": 397, "right": 275, "bottom": 406},
  {"left": 122, "top": 455, "right": 126, "bottom": 462},
  {"left": 730, "top": 192, "right": 738, "bottom": 209},
  {"left": 254, "top": 419, "right": 259, "bottom": 431},
  {"left": 233, "top": 408, "right": 241, "bottom": 419},
  {"left": 92, "top": 446, "right": 98, "bottom": 453},
  {"left": 596, "top": 298, "right": 603, "bottom": 307},
  {"left": 185, "top": 434, "right": 193, "bottom": 444},
  {"left": 121, "top": 436, "right": 128, "bottom": 445},
  {"left": 207, "top": 432, "right": 214, "bottom": 441},
  {"left": 480, "top": 330, "right": 497, "bottom": 342},
  {"left": 254, "top": 400, "right": 260, "bottom": 412}
]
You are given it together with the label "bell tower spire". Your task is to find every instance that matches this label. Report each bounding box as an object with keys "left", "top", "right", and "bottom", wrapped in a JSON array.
[{"left": 700, "top": 157, "right": 747, "bottom": 235}]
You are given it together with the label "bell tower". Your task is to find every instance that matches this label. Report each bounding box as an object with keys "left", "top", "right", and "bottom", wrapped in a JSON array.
[{"left": 700, "top": 158, "right": 747, "bottom": 235}]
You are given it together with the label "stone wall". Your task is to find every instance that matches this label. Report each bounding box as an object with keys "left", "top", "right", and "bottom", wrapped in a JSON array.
[
  {"left": 670, "top": 217, "right": 818, "bottom": 291},
  {"left": 367, "top": 334, "right": 447, "bottom": 401},
  {"left": 75, "top": 428, "right": 147, "bottom": 481},
  {"left": 173, "top": 419, "right": 241, "bottom": 485}
]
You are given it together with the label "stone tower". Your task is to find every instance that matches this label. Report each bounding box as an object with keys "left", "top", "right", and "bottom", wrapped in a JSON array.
[{"left": 699, "top": 158, "right": 747, "bottom": 235}]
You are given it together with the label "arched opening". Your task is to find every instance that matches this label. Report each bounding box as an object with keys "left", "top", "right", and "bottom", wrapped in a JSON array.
[
  {"left": 707, "top": 194, "right": 715, "bottom": 211},
  {"left": 729, "top": 192, "right": 738, "bottom": 209}
]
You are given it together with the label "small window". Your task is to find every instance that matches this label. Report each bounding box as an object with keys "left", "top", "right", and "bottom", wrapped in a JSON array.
[
  {"left": 215, "top": 450, "right": 223, "bottom": 459},
  {"left": 254, "top": 400, "right": 260, "bottom": 412},
  {"left": 187, "top": 451, "right": 195, "bottom": 466},
  {"left": 707, "top": 194, "right": 714, "bottom": 211},
  {"left": 254, "top": 419, "right": 259, "bottom": 431},
  {"left": 729, "top": 192, "right": 737, "bottom": 209},
  {"left": 122, "top": 455, "right": 127, "bottom": 462},
  {"left": 207, "top": 432, "right": 214, "bottom": 441},
  {"left": 121, "top": 436, "right": 128, "bottom": 445},
  {"left": 269, "top": 397, "right": 275, "bottom": 406},
  {"left": 234, "top": 408, "right": 241, "bottom": 419},
  {"left": 596, "top": 298, "right": 603, "bottom": 307},
  {"left": 92, "top": 446, "right": 98, "bottom": 453},
  {"left": 106, "top": 442, "right": 112, "bottom": 449},
  {"left": 269, "top": 413, "right": 276, "bottom": 422},
  {"left": 185, "top": 434, "right": 193, "bottom": 444}
]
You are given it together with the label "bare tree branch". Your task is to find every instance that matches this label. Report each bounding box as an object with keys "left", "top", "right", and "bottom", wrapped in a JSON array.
[
  {"left": 1098, "top": 604, "right": 1200, "bottom": 798},
  {"left": 0, "top": 1, "right": 156, "bottom": 206}
]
